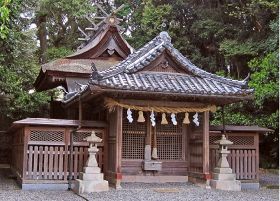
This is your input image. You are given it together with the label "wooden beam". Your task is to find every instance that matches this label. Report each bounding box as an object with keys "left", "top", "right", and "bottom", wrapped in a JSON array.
[
  {"left": 119, "top": 99, "right": 209, "bottom": 108},
  {"left": 202, "top": 111, "right": 210, "bottom": 176}
]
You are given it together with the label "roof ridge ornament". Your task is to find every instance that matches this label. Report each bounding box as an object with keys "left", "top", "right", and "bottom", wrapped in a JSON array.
[
  {"left": 91, "top": 63, "right": 102, "bottom": 82},
  {"left": 159, "top": 31, "right": 171, "bottom": 43},
  {"left": 78, "top": 4, "right": 125, "bottom": 45}
]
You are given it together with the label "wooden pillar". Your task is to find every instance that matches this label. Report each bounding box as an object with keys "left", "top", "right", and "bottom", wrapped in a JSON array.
[
  {"left": 202, "top": 111, "right": 210, "bottom": 179},
  {"left": 22, "top": 127, "right": 29, "bottom": 181},
  {"left": 107, "top": 106, "right": 123, "bottom": 189},
  {"left": 144, "top": 117, "right": 152, "bottom": 161}
]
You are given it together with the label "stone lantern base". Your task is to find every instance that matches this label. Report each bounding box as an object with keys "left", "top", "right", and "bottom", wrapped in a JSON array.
[
  {"left": 73, "top": 166, "right": 109, "bottom": 194},
  {"left": 210, "top": 179, "right": 241, "bottom": 191},
  {"left": 210, "top": 167, "right": 241, "bottom": 191}
]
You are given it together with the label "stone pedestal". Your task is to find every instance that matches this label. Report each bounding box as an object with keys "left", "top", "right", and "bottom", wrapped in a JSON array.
[
  {"left": 210, "top": 135, "right": 241, "bottom": 191},
  {"left": 73, "top": 131, "right": 109, "bottom": 194}
]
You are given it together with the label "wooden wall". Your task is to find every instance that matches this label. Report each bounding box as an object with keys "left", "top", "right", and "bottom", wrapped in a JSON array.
[{"left": 11, "top": 125, "right": 105, "bottom": 184}]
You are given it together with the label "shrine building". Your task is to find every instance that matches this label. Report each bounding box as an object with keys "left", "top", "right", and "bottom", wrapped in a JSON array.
[{"left": 7, "top": 12, "right": 272, "bottom": 190}]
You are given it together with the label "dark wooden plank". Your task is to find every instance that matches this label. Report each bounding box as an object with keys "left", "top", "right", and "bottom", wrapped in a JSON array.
[
  {"left": 38, "top": 146, "right": 43, "bottom": 179},
  {"left": 255, "top": 133, "right": 259, "bottom": 180},
  {"left": 203, "top": 111, "right": 210, "bottom": 174},
  {"left": 33, "top": 146, "right": 39, "bottom": 179},
  {"left": 231, "top": 149, "right": 236, "bottom": 174},
  {"left": 78, "top": 147, "right": 84, "bottom": 174},
  {"left": 48, "top": 146, "right": 54, "bottom": 180},
  {"left": 74, "top": 147, "right": 78, "bottom": 179},
  {"left": 236, "top": 150, "right": 239, "bottom": 179},
  {"left": 244, "top": 150, "right": 248, "bottom": 179},
  {"left": 64, "top": 128, "right": 69, "bottom": 181},
  {"left": 248, "top": 150, "right": 252, "bottom": 179},
  {"left": 58, "top": 146, "right": 64, "bottom": 180},
  {"left": 252, "top": 150, "right": 256, "bottom": 179},
  {"left": 28, "top": 146, "right": 33, "bottom": 179},
  {"left": 22, "top": 127, "right": 30, "bottom": 180},
  {"left": 119, "top": 99, "right": 208, "bottom": 108},
  {"left": 240, "top": 150, "right": 243, "bottom": 179},
  {"left": 43, "top": 146, "right": 49, "bottom": 179},
  {"left": 53, "top": 146, "right": 59, "bottom": 180}
]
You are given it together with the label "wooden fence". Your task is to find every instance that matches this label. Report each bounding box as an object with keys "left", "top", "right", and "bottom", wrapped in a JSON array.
[
  {"left": 11, "top": 126, "right": 105, "bottom": 183},
  {"left": 209, "top": 132, "right": 259, "bottom": 180}
]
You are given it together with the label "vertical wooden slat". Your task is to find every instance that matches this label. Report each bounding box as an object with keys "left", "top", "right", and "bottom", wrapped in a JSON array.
[
  {"left": 48, "top": 146, "right": 54, "bottom": 179},
  {"left": 64, "top": 128, "right": 69, "bottom": 181},
  {"left": 78, "top": 147, "right": 84, "bottom": 173},
  {"left": 228, "top": 150, "right": 232, "bottom": 167},
  {"left": 255, "top": 133, "right": 259, "bottom": 180},
  {"left": 28, "top": 146, "right": 33, "bottom": 179},
  {"left": 248, "top": 150, "right": 252, "bottom": 179},
  {"left": 38, "top": 146, "right": 43, "bottom": 179},
  {"left": 240, "top": 150, "right": 243, "bottom": 179},
  {"left": 53, "top": 146, "right": 59, "bottom": 180},
  {"left": 84, "top": 148, "right": 89, "bottom": 167},
  {"left": 33, "top": 146, "right": 39, "bottom": 179},
  {"left": 231, "top": 149, "right": 236, "bottom": 174},
  {"left": 58, "top": 146, "right": 64, "bottom": 180},
  {"left": 252, "top": 150, "right": 256, "bottom": 179},
  {"left": 43, "top": 146, "right": 49, "bottom": 179},
  {"left": 244, "top": 150, "right": 248, "bottom": 179},
  {"left": 22, "top": 127, "right": 30, "bottom": 180},
  {"left": 236, "top": 150, "right": 239, "bottom": 179},
  {"left": 74, "top": 147, "right": 78, "bottom": 179}
]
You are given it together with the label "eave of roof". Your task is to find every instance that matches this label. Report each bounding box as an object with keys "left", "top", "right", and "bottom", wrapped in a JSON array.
[
  {"left": 210, "top": 125, "right": 274, "bottom": 133},
  {"left": 7, "top": 118, "right": 108, "bottom": 133}
]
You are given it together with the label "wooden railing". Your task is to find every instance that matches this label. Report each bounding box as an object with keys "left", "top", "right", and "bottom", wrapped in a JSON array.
[
  {"left": 11, "top": 126, "right": 105, "bottom": 182},
  {"left": 209, "top": 132, "right": 259, "bottom": 180}
]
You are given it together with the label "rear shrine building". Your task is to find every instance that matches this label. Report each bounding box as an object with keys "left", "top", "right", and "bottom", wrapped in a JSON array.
[{"left": 7, "top": 13, "right": 272, "bottom": 190}]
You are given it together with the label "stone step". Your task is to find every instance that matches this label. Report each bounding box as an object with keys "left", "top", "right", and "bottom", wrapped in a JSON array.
[
  {"left": 79, "top": 172, "right": 104, "bottom": 181},
  {"left": 212, "top": 173, "right": 236, "bottom": 180}
]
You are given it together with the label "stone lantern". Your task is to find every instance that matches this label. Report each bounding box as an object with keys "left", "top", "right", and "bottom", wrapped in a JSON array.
[
  {"left": 210, "top": 135, "right": 241, "bottom": 191},
  {"left": 74, "top": 131, "right": 109, "bottom": 194}
]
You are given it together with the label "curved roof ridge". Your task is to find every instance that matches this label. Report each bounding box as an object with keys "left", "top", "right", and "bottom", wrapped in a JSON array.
[
  {"left": 90, "top": 31, "right": 248, "bottom": 88},
  {"left": 94, "top": 32, "right": 170, "bottom": 79}
]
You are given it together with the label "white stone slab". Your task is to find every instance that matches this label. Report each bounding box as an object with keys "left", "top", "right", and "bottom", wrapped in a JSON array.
[{"left": 210, "top": 180, "right": 241, "bottom": 191}]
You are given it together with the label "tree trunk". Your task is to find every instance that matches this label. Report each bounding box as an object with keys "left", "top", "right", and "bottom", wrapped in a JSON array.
[{"left": 36, "top": 14, "right": 47, "bottom": 64}]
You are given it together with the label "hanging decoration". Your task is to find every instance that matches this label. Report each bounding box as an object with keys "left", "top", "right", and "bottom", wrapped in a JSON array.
[
  {"left": 105, "top": 98, "right": 216, "bottom": 113},
  {"left": 193, "top": 112, "right": 199, "bottom": 126},
  {"left": 127, "top": 108, "right": 133, "bottom": 123},
  {"left": 161, "top": 113, "right": 168, "bottom": 125},
  {"left": 171, "top": 113, "right": 177, "bottom": 125},
  {"left": 150, "top": 110, "right": 156, "bottom": 127},
  {"left": 137, "top": 111, "right": 145, "bottom": 122},
  {"left": 183, "top": 112, "right": 190, "bottom": 124}
]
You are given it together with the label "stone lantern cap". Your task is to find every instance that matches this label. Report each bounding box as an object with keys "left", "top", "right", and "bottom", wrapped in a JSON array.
[
  {"left": 84, "top": 131, "right": 102, "bottom": 144},
  {"left": 214, "top": 134, "right": 233, "bottom": 146}
]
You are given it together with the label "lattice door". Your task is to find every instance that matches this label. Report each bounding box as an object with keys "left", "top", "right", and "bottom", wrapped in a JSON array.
[
  {"left": 122, "top": 110, "right": 146, "bottom": 159},
  {"left": 155, "top": 113, "right": 184, "bottom": 160}
]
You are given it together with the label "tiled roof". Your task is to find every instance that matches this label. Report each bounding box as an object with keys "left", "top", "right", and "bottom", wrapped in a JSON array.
[
  {"left": 96, "top": 72, "right": 252, "bottom": 96},
  {"left": 42, "top": 58, "right": 120, "bottom": 74},
  {"left": 87, "top": 32, "right": 253, "bottom": 97}
]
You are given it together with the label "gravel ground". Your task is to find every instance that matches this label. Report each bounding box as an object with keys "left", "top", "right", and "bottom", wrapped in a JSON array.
[
  {"left": 0, "top": 168, "right": 278, "bottom": 201},
  {"left": 259, "top": 170, "right": 279, "bottom": 187}
]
